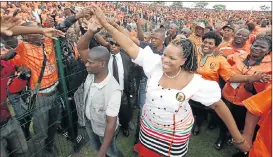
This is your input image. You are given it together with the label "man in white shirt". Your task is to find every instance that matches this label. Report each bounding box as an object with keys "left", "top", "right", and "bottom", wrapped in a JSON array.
[
  {"left": 77, "top": 16, "right": 137, "bottom": 139},
  {"left": 83, "top": 46, "right": 123, "bottom": 157}
]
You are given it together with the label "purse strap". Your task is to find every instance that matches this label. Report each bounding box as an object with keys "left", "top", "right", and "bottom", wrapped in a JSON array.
[
  {"left": 26, "top": 44, "right": 47, "bottom": 112},
  {"left": 33, "top": 44, "right": 47, "bottom": 94}
]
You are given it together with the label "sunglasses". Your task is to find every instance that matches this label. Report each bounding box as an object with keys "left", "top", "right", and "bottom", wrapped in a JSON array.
[
  {"left": 181, "top": 31, "right": 187, "bottom": 34},
  {"left": 109, "top": 41, "right": 120, "bottom": 47}
]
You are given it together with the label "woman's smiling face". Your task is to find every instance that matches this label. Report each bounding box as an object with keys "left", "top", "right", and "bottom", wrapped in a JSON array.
[{"left": 161, "top": 44, "right": 185, "bottom": 73}]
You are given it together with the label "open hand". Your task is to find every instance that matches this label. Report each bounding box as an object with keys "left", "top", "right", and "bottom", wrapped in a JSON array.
[
  {"left": 1, "top": 15, "right": 22, "bottom": 36},
  {"left": 90, "top": 4, "right": 107, "bottom": 26},
  {"left": 260, "top": 73, "right": 271, "bottom": 83},
  {"left": 76, "top": 7, "right": 93, "bottom": 20},
  {"left": 87, "top": 15, "right": 102, "bottom": 33},
  {"left": 248, "top": 72, "right": 271, "bottom": 83},
  {"left": 42, "top": 28, "right": 65, "bottom": 40}
]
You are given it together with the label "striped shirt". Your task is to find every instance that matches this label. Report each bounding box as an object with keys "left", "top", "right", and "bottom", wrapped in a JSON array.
[{"left": 133, "top": 46, "right": 221, "bottom": 156}]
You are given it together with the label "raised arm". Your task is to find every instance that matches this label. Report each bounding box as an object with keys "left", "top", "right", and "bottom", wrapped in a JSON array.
[
  {"left": 0, "top": 15, "right": 22, "bottom": 36},
  {"left": 134, "top": 15, "right": 145, "bottom": 41},
  {"left": 77, "top": 16, "right": 102, "bottom": 63},
  {"left": 211, "top": 100, "right": 251, "bottom": 152},
  {"left": 2, "top": 26, "right": 65, "bottom": 49},
  {"left": 94, "top": 33, "right": 109, "bottom": 47},
  {"left": 109, "top": 20, "right": 141, "bottom": 46},
  {"left": 54, "top": 7, "right": 93, "bottom": 32},
  {"left": 92, "top": 4, "right": 139, "bottom": 59}
]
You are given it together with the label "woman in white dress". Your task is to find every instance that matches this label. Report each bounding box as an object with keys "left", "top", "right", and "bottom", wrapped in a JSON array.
[{"left": 89, "top": 5, "right": 251, "bottom": 157}]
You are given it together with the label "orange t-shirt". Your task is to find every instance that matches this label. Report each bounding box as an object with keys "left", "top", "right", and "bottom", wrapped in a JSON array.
[
  {"left": 217, "top": 40, "right": 231, "bottom": 50},
  {"left": 188, "top": 34, "right": 202, "bottom": 48},
  {"left": 222, "top": 53, "right": 272, "bottom": 106},
  {"left": 243, "top": 85, "right": 272, "bottom": 157},
  {"left": 248, "top": 33, "right": 256, "bottom": 44},
  {"left": 218, "top": 41, "right": 251, "bottom": 57},
  {"left": 196, "top": 48, "right": 236, "bottom": 82},
  {"left": 255, "top": 26, "right": 267, "bottom": 35},
  {"left": 15, "top": 38, "right": 58, "bottom": 89}
]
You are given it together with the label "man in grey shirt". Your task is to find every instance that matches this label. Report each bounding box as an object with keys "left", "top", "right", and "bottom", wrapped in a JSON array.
[{"left": 82, "top": 46, "right": 123, "bottom": 157}]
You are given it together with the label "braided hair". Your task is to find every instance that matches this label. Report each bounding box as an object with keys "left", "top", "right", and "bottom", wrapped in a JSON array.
[
  {"left": 170, "top": 38, "right": 198, "bottom": 73},
  {"left": 254, "top": 35, "right": 272, "bottom": 52}
]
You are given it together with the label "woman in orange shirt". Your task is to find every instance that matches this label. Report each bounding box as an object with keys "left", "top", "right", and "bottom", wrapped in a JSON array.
[
  {"left": 190, "top": 32, "right": 267, "bottom": 149},
  {"left": 220, "top": 36, "right": 272, "bottom": 150},
  {"left": 242, "top": 85, "right": 271, "bottom": 157}
]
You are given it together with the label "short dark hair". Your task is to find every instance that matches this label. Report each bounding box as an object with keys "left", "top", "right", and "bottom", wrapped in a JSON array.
[
  {"left": 202, "top": 31, "right": 222, "bottom": 46},
  {"left": 153, "top": 28, "right": 166, "bottom": 40},
  {"left": 247, "top": 23, "right": 255, "bottom": 32},
  {"left": 254, "top": 36, "right": 272, "bottom": 51}
]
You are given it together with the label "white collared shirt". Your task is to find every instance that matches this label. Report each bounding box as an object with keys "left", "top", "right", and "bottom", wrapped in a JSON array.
[
  {"left": 84, "top": 73, "right": 121, "bottom": 136},
  {"left": 108, "top": 52, "right": 124, "bottom": 90}
]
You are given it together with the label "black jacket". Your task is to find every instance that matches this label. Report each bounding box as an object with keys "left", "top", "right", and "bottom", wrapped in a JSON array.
[{"left": 164, "top": 32, "right": 178, "bottom": 47}]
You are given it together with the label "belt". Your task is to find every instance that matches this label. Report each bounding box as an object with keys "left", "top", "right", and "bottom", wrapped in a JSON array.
[
  {"left": 0, "top": 116, "right": 11, "bottom": 128},
  {"left": 37, "top": 89, "right": 57, "bottom": 97}
]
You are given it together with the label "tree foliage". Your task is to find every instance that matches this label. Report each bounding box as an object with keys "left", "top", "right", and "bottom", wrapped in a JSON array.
[
  {"left": 170, "top": 2, "right": 183, "bottom": 8},
  {"left": 153, "top": 1, "right": 166, "bottom": 6},
  {"left": 260, "top": 5, "right": 271, "bottom": 11},
  {"left": 213, "top": 4, "right": 226, "bottom": 10},
  {"left": 193, "top": 2, "right": 209, "bottom": 9}
]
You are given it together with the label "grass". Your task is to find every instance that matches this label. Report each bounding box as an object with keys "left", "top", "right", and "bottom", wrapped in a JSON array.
[
  {"left": 8, "top": 104, "right": 237, "bottom": 157},
  {"left": 70, "top": 109, "right": 237, "bottom": 157}
]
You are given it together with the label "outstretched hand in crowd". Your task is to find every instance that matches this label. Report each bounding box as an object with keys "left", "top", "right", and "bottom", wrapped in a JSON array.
[
  {"left": 87, "top": 15, "right": 103, "bottom": 33},
  {"left": 75, "top": 7, "right": 94, "bottom": 20},
  {"left": 89, "top": 4, "right": 108, "bottom": 26},
  {"left": 249, "top": 72, "right": 272, "bottom": 83},
  {"left": 42, "top": 28, "right": 66, "bottom": 40},
  {"left": 1, "top": 15, "right": 22, "bottom": 36}
]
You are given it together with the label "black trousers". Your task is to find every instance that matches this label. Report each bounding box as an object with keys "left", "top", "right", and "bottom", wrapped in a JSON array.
[
  {"left": 189, "top": 100, "right": 208, "bottom": 126},
  {"left": 61, "top": 97, "right": 79, "bottom": 138},
  {"left": 119, "top": 93, "right": 133, "bottom": 130},
  {"left": 135, "top": 109, "right": 141, "bottom": 142}
]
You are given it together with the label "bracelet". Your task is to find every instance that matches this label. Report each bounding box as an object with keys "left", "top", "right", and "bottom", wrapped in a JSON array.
[{"left": 231, "top": 138, "right": 245, "bottom": 146}]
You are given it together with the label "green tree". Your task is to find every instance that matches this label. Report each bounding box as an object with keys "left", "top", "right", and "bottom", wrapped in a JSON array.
[
  {"left": 213, "top": 4, "right": 226, "bottom": 10},
  {"left": 170, "top": 2, "right": 183, "bottom": 8},
  {"left": 193, "top": 2, "right": 209, "bottom": 9},
  {"left": 153, "top": 1, "right": 166, "bottom": 6},
  {"left": 260, "top": 5, "right": 271, "bottom": 11}
]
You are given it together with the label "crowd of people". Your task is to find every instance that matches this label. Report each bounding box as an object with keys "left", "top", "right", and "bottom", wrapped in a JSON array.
[{"left": 0, "top": 1, "right": 272, "bottom": 157}]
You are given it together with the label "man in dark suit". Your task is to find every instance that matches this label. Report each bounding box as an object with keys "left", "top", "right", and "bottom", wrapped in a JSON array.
[{"left": 106, "top": 38, "right": 137, "bottom": 137}]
